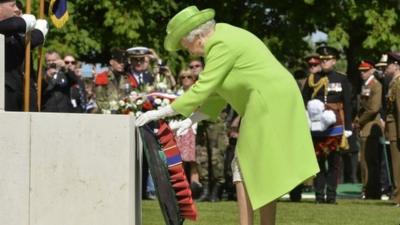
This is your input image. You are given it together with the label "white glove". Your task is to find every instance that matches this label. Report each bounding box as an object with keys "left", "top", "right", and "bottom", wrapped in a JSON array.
[
  {"left": 170, "top": 119, "right": 193, "bottom": 136},
  {"left": 344, "top": 130, "right": 352, "bottom": 138},
  {"left": 21, "top": 14, "right": 36, "bottom": 32},
  {"left": 34, "top": 19, "right": 49, "bottom": 38},
  {"left": 135, "top": 105, "right": 177, "bottom": 127},
  {"left": 170, "top": 111, "right": 209, "bottom": 136}
]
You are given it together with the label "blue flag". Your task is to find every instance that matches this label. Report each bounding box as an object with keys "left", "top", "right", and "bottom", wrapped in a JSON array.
[{"left": 49, "top": 0, "right": 69, "bottom": 28}]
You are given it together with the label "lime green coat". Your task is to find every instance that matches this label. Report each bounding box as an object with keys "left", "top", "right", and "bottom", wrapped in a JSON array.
[{"left": 171, "top": 23, "right": 319, "bottom": 209}]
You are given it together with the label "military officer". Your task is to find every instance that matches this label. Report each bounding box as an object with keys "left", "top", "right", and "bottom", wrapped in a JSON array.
[
  {"left": 303, "top": 46, "right": 352, "bottom": 204},
  {"left": 384, "top": 52, "right": 400, "bottom": 207},
  {"left": 301, "top": 54, "right": 321, "bottom": 90},
  {"left": 355, "top": 60, "right": 383, "bottom": 199}
]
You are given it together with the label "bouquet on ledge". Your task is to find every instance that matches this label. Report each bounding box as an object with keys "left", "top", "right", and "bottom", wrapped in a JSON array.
[{"left": 103, "top": 91, "right": 178, "bottom": 117}]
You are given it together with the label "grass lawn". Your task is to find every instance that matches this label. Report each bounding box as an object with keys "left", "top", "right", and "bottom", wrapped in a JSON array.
[{"left": 142, "top": 199, "right": 400, "bottom": 225}]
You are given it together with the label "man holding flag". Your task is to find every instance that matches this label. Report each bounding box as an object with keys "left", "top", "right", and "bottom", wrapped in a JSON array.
[{"left": 0, "top": 0, "right": 48, "bottom": 111}]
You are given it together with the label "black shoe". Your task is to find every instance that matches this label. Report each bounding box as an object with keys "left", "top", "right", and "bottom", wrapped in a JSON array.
[
  {"left": 315, "top": 199, "right": 325, "bottom": 204},
  {"left": 209, "top": 183, "right": 222, "bottom": 202},
  {"left": 190, "top": 182, "right": 203, "bottom": 199},
  {"left": 197, "top": 186, "right": 210, "bottom": 202},
  {"left": 326, "top": 199, "right": 337, "bottom": 204}
]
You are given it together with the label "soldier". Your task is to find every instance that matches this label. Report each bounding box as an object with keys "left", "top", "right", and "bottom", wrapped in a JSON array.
[
  {"left": 354, "top": 60, "right": 383, "bottom": 199},
  {"left": 303, "top": 46, "right": 352, "bottom": 204},
  {"left": 383, "top": 52, "right": 400, "bottom": 207},
  {"left": 94, "top": 48, "right": 138, "bottom": 113},
  {"left": 196, "top": 114, "right": 229, "bottom": 202},
  {"left": 0, "top": 0, "right": 48, "bottom": 111},
  {"left": 300, "top": 54, "right": 321, "bottom": 90},
  {"left": 375, "top": 54, "right": 393, "bottom": 197}
]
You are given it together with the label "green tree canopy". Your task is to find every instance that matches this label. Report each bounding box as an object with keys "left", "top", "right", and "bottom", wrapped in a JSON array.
[{"left": 32, "top": 0, "right": 400, "bottom": 89}]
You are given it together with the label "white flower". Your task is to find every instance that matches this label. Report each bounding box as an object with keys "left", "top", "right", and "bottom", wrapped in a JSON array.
[
  {"left": 130, "top": 91, "right": 138, "bottom": 97},
  {"left": 154, "top": 98, "right": 162, "bottom": 105},
  {"left": 145, "top": 85, "right": 154, "bottom": 93},
  {"left": 136, "top": 99, "right": 143, "bottom": 105},
  {"left": 109, "top": 100, "right": 119, "bottom": 111},
  {"left": 162, "top": 98, "right": 170, "bottom": 104},
  {"left": 135, "top": 111, "right": 143, "bottom": 117},
  {"left": 156, "top": 82, "right": 168, "bottom": 90},
  {"left": 129, "top": 95, "right": 138, "bottom": 103},
  {"left": 102, "top": 109, "right": 111, "bottom": 114},
  {"left": 119, "top": 100, "right": 126, "bottom": 107},
  {"left": 176, "top": 89, "right": 184, "bottom": 96}
]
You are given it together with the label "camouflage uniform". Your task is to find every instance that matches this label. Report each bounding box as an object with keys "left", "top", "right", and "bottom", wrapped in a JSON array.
[
  {"left": 95, "top": 70, "right": 137, "bottom": 113},
  {"left": 196, "top": 113, "right": 228, "bottom": 201}
]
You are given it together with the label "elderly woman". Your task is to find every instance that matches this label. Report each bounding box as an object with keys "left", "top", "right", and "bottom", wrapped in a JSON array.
[{"left": 136, "top": 6, "right": 319, "bottom": 225}]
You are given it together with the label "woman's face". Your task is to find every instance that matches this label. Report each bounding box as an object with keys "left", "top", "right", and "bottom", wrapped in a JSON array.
[
  {"left": 180, "top": 74, "right": 195, "bottom": 89},
  {"left": 181, "top": 37, "right": 205, "bottom": 56}
]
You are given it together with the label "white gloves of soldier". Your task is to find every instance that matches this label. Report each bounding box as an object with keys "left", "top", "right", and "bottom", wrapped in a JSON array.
[
  {"left": 169, "top": 111, "right": 209, "bottom": 136},
  {"left": 34, "top": 19, "right": 49, "bottom": 38},
  {"left": 21, "top": 14, "right": 36, "bottom": 33},
  {"left": 135, "top": 105, "right": 177, "bottom": 127},
  {"left": 344, "top": 130, "right": 353, "bottom": 138}
]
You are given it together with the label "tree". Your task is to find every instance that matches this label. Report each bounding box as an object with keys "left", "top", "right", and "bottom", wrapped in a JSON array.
[{"left": 40, "top": 0, "right": 400, "bottom": 90}]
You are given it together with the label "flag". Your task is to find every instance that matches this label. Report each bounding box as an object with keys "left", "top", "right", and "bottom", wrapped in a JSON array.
[{"left": 49, "top": 0, "right": 69, "bottom": 28}]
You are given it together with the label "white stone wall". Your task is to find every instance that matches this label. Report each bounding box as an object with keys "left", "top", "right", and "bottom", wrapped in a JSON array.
[
  {"left": 0, "top": 112, "right": 140, "bottom": 225},
  {"left": 0, "top": 34, "right": 4, "bottom": 111},
  {"left": 0, "top": 113, "right": 30, "bottom": 225}
]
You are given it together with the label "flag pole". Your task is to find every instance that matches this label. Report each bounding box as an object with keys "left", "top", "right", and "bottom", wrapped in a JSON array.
[
  {"left": 23, "top": 0, "right": 32, "bottom": 112},
  {"left": 36, "top": 0, "right": 45, "bottom": 111}
]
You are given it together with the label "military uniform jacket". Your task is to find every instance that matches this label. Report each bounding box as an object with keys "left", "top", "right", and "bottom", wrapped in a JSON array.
[
  {"left": 303, "top": 70, "right": 352, "bottom": 130},
  {"left": 0, "top": 17, "right": 44, "bottom": 91},
  {"left": 385, "top": 75, "right": 400, "bottom": 141},
  {"left": 95, "top": 70, "right": 138, "bottom": 112},
  {"left": 171, "top": 23, "right": 319, "bottom": 209},
  {"left": 357, "top": 77, "right": 382, "bottom": 137}
]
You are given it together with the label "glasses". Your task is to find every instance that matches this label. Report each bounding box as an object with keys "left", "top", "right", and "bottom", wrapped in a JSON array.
[
  {"left": 189, "top": 64, "right": 201, "bottom": 69},
  {"left": 180, "top": 75, "right": 194, "bottom": 80},
  {"left": 64, "top": 60, "right": 76, "bottom": 65}
]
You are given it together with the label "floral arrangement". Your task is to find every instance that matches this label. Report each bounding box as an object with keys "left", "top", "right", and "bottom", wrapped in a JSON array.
[{"left": 103, "top": 91, "right": 177, "bottom": 118}]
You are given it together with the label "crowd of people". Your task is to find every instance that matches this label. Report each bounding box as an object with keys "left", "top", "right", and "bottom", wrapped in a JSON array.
[
  {"left": 1, "top": 2, "right": 399, "bottom": 224},
  {"left": 294, "top": 46, "right": 400, "bottom": 207}
]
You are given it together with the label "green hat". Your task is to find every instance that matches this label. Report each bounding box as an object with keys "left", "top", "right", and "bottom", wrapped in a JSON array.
[{"left": 164, "top": 6, "right": 215, "bottom": 52}]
